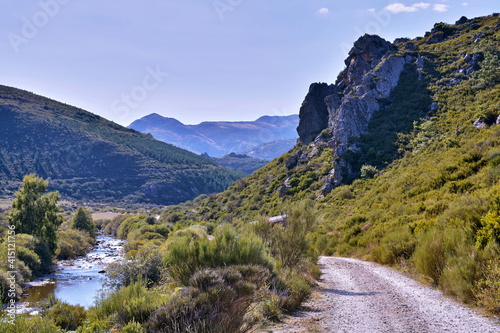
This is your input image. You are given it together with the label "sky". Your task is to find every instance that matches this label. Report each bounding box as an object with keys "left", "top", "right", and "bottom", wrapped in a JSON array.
[{"left": 0, "top": 1, "right": 498, "bottom": 126}]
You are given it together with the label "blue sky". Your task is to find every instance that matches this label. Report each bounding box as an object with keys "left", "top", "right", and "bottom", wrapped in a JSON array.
[{"left": 0, "top": 1, "right": 498, "bottom": 126}]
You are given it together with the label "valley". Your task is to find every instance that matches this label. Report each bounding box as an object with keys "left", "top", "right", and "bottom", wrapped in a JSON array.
[{"left": 1, "top": 10, "right": 500, "bottom": 333}]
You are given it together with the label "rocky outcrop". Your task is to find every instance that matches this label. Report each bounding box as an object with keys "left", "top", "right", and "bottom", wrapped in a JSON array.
[
  {"left": 473, "top": 118, "right": 486, "bottom": 129},
  {"left": 297, "top": 83, "right": 336, "bottom": 144},
  {"left": 296, "top": 34, "right": 412, "bottom": 195}
]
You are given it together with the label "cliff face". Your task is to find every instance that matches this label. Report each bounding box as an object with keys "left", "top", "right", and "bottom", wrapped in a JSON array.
[{"left": 297, "top": 34, "right": 414, "bottom": 194}]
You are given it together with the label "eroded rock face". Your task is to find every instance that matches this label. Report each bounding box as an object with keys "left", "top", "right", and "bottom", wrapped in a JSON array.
[
  {"left": 336, "top": 35, "right": 394, "bottom": 91},
  {"left": 297, "top": 83, "right": 337, "bottom": 144},
  {"left": 296, "top": 34, "right": 412, "bottom": 195}
]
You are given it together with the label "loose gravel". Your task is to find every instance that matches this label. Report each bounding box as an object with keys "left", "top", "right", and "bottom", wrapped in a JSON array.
[{"left": 265, "top": 256, "right": 500, "bottom": 333}]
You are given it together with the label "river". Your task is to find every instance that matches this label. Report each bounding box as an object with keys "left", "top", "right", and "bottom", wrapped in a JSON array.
[{"left": 18, "top": 234, "right": 125, "bottom": 312}]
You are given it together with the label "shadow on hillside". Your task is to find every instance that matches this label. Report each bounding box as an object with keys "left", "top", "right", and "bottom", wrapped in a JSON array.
[{"left": 343, "top": 63, "right": 433, "bottom": 181}]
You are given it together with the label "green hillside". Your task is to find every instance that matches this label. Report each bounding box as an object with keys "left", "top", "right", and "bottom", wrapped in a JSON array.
[
  {"left": 0, "top": 85, "right": 241, "bottom": 205},
  {"left": 158, "top": 14, "right": 500, "bottom": 312}
]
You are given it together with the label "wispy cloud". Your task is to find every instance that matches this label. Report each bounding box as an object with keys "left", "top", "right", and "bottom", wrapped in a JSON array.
[
  {"left": 384, "top": 2, "right": 430, "bottom": 14},
  {"left": 318, "top": 8, "right": 329, "bottom": 15},
  {"left": 367, "top": 8, "right": 375, "bottom": 12},
  {"left": 433, "top": 4, "right": 449, "bottom": 12},
  {"left": 462, "top": 2, "right": 468, "bottom": 6}
]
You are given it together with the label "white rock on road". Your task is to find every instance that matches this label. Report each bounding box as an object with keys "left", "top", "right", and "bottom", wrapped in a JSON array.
[{"left": 265, "top": 257, "right": 500, "bottom": 333}]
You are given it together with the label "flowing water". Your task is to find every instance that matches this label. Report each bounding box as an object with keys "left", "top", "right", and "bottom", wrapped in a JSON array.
[{"left": 18, "top": 234, "right": 125, "bottom": 311}]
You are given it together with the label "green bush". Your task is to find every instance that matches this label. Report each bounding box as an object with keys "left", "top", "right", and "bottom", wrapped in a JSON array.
[
  {"left": 122, "top": 320, "right": 145, "bottom": 333},
  {"left": 372, "top": 229, "right": 416, "bottom": 265},
  {"left": 16, "top": 246, "right": 41, "bottom": 276},
  {"left": 0, "top": 315, "right": 63, "bottom": 333},
  {"left": 360, "top": 165, "right": 378, "bottom": 179},
  {"left": 103, "top": 214, "right": 133, "bottom": 237},
  {"left": 439, "top": 246, "right": 483, "bottom": 303},
  {"left": 253, "top": 201, "right": 318, "bottom": 270},
  {"left": 476, "top": 210, "right": 500, "bottom": 250},
  {"left": 475, "top": 258, "right": 500, "bottom": 315},
  {"left": 56, "top": 229, "right": 94, "bottom": 260},
  {"left": 46, "top": 301, "right": 86, "bottom": 331},
  {"left": 413, "top": 228, "right": 446, "bottom": 284},
  {"left": 92, "top": 281, "right": 166, "bottom": 326},
  {"left": 276, "top": 269, "right": 313, "bottom": 312},
  {"left": 164, "top": 225, "right": 273, "bottom": 285},
  {"left": 145, "top": 265, "right": 269, "bottom": 333},
  {"left": 117, "top": 215, "right": 148, "bottom": 239},
  {"left": 15, "top": 234, "right": 52, "bottom": 276},
  {"left": 107, "top": 243, "right": 164, "bottom": 288},
  {"left": 0, "top": 270, "right": 22, "bottom": 303}
]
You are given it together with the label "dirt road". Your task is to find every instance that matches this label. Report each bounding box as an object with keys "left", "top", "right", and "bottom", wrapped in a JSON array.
[{"left": 266, "top": 257, "right": 500, "bottom": 333}]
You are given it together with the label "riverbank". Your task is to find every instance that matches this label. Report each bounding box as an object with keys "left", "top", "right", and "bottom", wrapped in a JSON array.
[{"left": 15, "top": 234, "right": 125, "bottom": 314}]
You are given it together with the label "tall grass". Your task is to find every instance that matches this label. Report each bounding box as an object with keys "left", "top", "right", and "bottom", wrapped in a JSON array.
[{"left": 163, "top": 224, "right": 273, "bottom": 285}]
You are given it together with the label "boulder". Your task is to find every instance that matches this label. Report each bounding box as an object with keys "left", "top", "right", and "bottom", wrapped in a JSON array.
[
  {"left": 473, "top": 118, "right": 486, "bottom": 129},
  {"left": 278, "top": 177, "right": 292, "bottom": 198},
  {"left": 430, "top": 102, "right": 439, "bottom": 112},
  {"left": 404, "top": 42, "right": 417, "bottom": 51},
  {"left": 285, "top": 150, "right": 302, "bottom": 170},
  {"left": 425, "top": 31, "right": 445, "bottom": 44}
]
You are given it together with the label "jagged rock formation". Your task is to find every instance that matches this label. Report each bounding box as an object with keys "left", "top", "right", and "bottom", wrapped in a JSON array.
[
  {"left": 296, "top": 34, "right": 413, "bottom": 194},
  {"left": 297, "top": 83, "right": 336, "bottom": 144}
]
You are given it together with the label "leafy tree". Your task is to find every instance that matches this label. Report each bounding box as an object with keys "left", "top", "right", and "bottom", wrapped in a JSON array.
[
  {"left": 8, "top": 175, "right": 63, "bottom": 254},
  {"left": 71, "top": 206, "right": 97, "bottom": 239}
]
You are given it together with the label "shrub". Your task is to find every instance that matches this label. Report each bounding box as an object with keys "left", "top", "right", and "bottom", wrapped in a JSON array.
[
  {"left": 46, "top": 301, "right": 86, "bottom": 331},
  {"left": 253, "top": 200, "right": 318, "bottom": 270},
  {"left": 413, "top": 229, "right": 446, "bottom": 284},
  {"left": 164, "top": 225, "right": 273, "bottom": 285},
  {"left": 56, "top": 229, "right": 94, "bottom": 260},
  {"left": 0, "top": 270, "right": 22, "bottom": 302},
  {"left": 360, "top": 165, "right": 378, "bottom": 179},
  {"left": 259, "top": 292, "right": 283, "bottom": 321},
  {"left": 117, "top": 215, "right": 148, "bottom": 239},
  {"left": 15, "top": 234, "right": 52, "bottom": 276},
  {"left": 107, "top": 243, "right": 164, "bottom": 288},
  {"left": 475, "top": 259, "right": 500, "bottom": 315},
  {"left": 92, "top": 281, "right": 166, "bottom": 326},
  {"left": 145, "top": 265, "right": 269, "bottom": 333},
  {"left": 471, "top": 49, "right": 500, "bottom": 90},
  {"left": 122, "top": 320, "right": 145, "bottom": 333},
  {"left": 16, "top": 246, "right": 41, "bottom": 275},
  {"left": 372, "top": 229, "right": 416, "bottom": 265},
  {"left": 0, "top": 315, "right": 63, "bottom": 333},
  {"left": 103, "top": 214, "right": 133, "bottom": 237},
  {"left": 476, "top": 209, "right": 500, "bottom": 250},
  {"left": 440, "top": 246, "right": 483, "bottom": 303},
  {"left": 277, "top": 269, "right": 313, "bottom": 311}
]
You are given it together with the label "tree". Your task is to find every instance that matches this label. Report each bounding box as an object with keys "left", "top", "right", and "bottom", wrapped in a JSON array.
[
  {"left": 8, "top": 174, "right": 63, "bottom": 254},
  {"left": 71, "top": 206, "right": 97, "bottom": 239}
]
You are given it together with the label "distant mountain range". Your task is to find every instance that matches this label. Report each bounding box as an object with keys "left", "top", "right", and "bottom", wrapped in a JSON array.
[
  {"left": 128, "top": 113, "right": 299, "bottom": 159},
  {"left": 0, "top": 85, "right": 242, "bottom": 205}
]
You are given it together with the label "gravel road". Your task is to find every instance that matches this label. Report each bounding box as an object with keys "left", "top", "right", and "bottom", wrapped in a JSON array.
[{"left": 266, "top": 257, "right": 500, "bottom": 333}]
